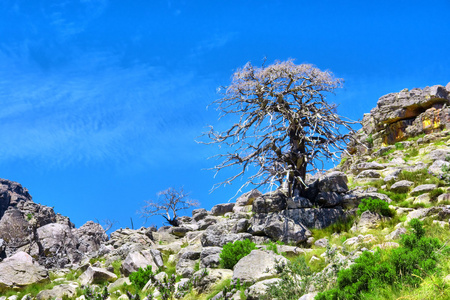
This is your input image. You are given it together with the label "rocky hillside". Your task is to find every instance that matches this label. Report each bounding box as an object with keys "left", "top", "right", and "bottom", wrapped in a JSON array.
[{"left": 1, "top": 83, "right": 450, "bottom": 300}]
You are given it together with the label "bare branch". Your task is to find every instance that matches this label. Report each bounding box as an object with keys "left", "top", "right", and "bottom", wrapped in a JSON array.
[
  {"left": 138, "top": 187, "right": 199, "bottom": 226},
  {"left": 200, "top": 59, "right": 359, "bottom": 197}
]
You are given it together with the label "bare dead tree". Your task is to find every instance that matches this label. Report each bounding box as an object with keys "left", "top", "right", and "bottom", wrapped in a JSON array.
[
  {"left": 139, "top": 187, "right": 199, "bottom": 226},
  {"left": 202, "top": 59, "right": 357, "bottom": 197}
]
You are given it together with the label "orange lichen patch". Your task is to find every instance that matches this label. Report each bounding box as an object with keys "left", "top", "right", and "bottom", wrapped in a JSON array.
[{"left": 421, "top": 108, "right": 442, "bottom": 132}]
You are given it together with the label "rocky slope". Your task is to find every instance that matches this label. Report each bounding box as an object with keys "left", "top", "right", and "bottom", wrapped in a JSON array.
[{"left": 1, "top": 83, "right": 450, "bottom": 299}]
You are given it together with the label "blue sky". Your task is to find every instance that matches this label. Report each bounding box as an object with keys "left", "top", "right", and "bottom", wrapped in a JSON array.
[{"left": 0, "top": 0, "right": 449, "bottom": 231}]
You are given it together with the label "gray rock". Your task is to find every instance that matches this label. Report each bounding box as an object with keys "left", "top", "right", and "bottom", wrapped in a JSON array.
[
  {"left": 249, "top": 213, "right": 311, "bottom": 245},
  {"left": 314, "top": 238, "right": 329, "bottom": 248},
  {"left": 245, "top": 278, "right": 281, "bottom": 300},
  {"left": 211, "top": 203, "right": 235, "bottom": 216},
  {"left": 354, "top": 162, "right": 385, "bottom": 172},
  {"left": 192, "top": 209, "right": 209, "bottom": 222},
  {"left": 201, "top": 222, "right": 253, "bottom": 247},
  {"left": 390, "top": 180, "right": 414, "bottom": 193},
  {"left": 0, "top": 251, "right": 48, "bottom": 290},
  {"left": 36, "top": 223, "right": 81, "bottom": 268},
  {"left": 121, "top": 249, "right": 162, "bottom": 276},
  {"left": 235, "top": 190, "right": 262, "bottom": 207},
  {"left": 200, "top": 247, "right": 222, "bottom": 268},
  {"left": 317, "top": 171, "right": 348, "bottom": 193},
  {"left": 0, "top": 208, "right": 32, "bottom": 257},
  {"left": 108, "top": 227, "right": 155, "bottom": 249},
  {"left": 286, "top": 196, "right": 313, "bottom": 209},
  {"left": 170, "top": 227, "right": 190, "bottom": 237},
  {"left": 231, "top": 219, "right": 249, "bottom": 233},
  {"left": 0, "top": 179, "right": 32, "bottom": 219},
  {"left": 36, "top": 284, "right": 78, "bottom": 300},
  {"left": 352, "top": 192, "right": 392, "bottom": 204},
  {"left": 193, "top": 268, "right": 233, "bottom": 293},
  {"left": 355, "top": 170, "right": 381, "bottom": 179},
  {"left": 385, "top": 227, "right": 407, "bottom": 240},
  {"left": 410, "top": 184, "right": 437, "bottom": 196},
  {"left": 79, "top": 266, "right": 117, "bottom": 285},
  {"left": 73, "top": 221, "right": 108, "bottom": 254},
  {"left": 353, "top": 211, "right": 384, "bottom": 233},
  {"left": 197, "top": 216, "right": 220, "bottom": 230},
  {"left": 252, "top": 190, "right": 287, "bottom": 214},
  {"left": 429, "top": 160, "right": 450, "bottom": 175},
  {"left": 426, "top": 149, "right": 450, "bottom": 161},
  {"left": 176, "top": 251, "right": 201, "bottom": 278},
  {"left": 285, "top": 208, "right": 345, "bottom": 229},
  {"left": 316, "top": 192, "right": 343, "bottom": 207},
  {"left": 232, "top": 250, "right": 287, "bottom": 284}
]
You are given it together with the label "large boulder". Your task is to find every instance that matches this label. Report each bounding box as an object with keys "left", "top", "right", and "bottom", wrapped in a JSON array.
[
  {"left": 252, "top": 190, "right": 287, "bottom": 213},
  {"left": 232, "top": 250, "right": 287, "bottom": 284},
  {"left": 0, "top": 251, "right": 48, "bottom": 291},
  {"left": 201, "top": 222, "right": 252, "bottom": 247},
  {"left": 36, "top": 283, "right": 78, "bottom": 300},
  {"left": 0, "top": 208, "right": 33, "bottom": 257},
  {"left": 121, "top": 249, "right": 163, "bottom": 276},
  {"left": 249, "top": 213, "right": 311, "bottom": 245},
  {"left": 73, "top": 221, "right": 108, "bottom": 254},
  {"left": 79, "top": 266, "right": 117, "bottom": 285},
  {"left": 36, "top": 223, "right": 81, "bottom": 268},
  {"left": 0, "top": 179, "right": 32, "bottom": 219},
  {"left": 317, "top": 171, "right": 348, "bottom": 193},
  {"left": 200, "top": 247, "right": 222, "bottom": 268},
  {"left": 176, "top": 251, "right": 201, "bottom": 278}
]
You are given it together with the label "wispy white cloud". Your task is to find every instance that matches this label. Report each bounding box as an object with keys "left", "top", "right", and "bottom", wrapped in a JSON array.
[{"left": 0, "top": 45, "right": 213, "bottom": 168}]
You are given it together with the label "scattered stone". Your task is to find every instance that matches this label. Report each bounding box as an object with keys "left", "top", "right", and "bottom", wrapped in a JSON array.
[
  {"left": 385, "top": 227, "right": 407, "bottom": 240},
  {"left": 410, "top": 184, "right": 437, "bottom": 196},
  {"left": 245, "top": 278, "right": 281, "bottom": 300},
  {"left": 232, "top": 250, "right": 287, "bottom": 284},
  {"left": 389, "top": 180, "right": 414, "bottom": 193},
  {"left": 314, "top": 238, "right": 329, "bottom": 248},
  {"left": 36, "top": 284, "right": 78, "bottom": 300},
  {"left": 79, "top": 266, "right": 117, "bottom": 285}
]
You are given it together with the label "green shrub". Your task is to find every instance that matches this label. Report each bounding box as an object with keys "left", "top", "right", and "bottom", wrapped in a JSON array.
[
  {"left": 111, "top": 260, "right": 122, "bottom": 277},
  {"left": 429, "top": 188, "right": 444, "bottom": 201},
  {"left": 129, "top": 266, "right": 154, "bottom": 290},
  {"left": 264, "top": 256, "right": 313, "bottom": 300},
  {"left": 219, "top": 239, "right": 257, "bottom": 269},
  {"left": 357, "top": 197, "right": 394, "bottom": 217},
  {"left": 366, "top": 134, "right": 373, "bottom": 148},
  {"left": 315, "top": 219, "right": 442, "bottom": 300}
]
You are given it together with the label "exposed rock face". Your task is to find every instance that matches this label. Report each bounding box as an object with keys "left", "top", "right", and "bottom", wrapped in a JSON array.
[
  {"left": 37, "top": 223, "right": 82, "bottom": 268},
  {"left": 0, "top": 179, "right": 32, "bottom": 219},
  {"left": 74, "top": 221, "right": 109, "bottom": 253},
  {"left": 347, "top": 84, "right": 450, "bottom": 155}
]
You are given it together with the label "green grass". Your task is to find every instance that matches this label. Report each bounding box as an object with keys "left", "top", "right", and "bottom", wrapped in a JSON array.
[
  {"left": 112, "top": 259, "right": 122, "bottom": 277},
  {"left": 377, "top": 190, "right": 408, "bottom": 203},
  {"left": 1, "top": 280, "right": 55, "bottom": 298},
  {"left": 406, "top": 133, "right": 426, "bottom": 142},
  {"left": 311, "top": 217, "right": 355, "bottom": 241}
]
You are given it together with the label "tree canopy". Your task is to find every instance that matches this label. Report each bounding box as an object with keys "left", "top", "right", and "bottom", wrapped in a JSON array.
[{"left": 204, "top": 59, "right": 356, "bottom": 197}]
